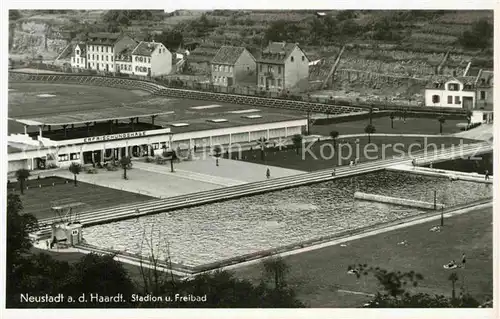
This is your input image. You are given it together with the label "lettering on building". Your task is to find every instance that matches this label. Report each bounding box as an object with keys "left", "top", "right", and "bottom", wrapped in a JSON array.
[{"left": 83, "top": 131, "right": 147, "bottom": 143}]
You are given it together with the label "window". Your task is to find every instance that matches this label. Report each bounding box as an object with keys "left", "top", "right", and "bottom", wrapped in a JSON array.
[
  {"left": 58, "top": 154, "right": 69, "bottom": 162},
  {"left": 160, "top": 142, "right": 166, "bottom": 149},
  {"left": 480, "top": 91, "right": 486, "bottom": 100},
  {"left": 277, "top": 79, "right": 282, "bottom": 87},
  {"left": 261, "top": 77, "right": 264, "bottom": 85},
  {"left": 111, "top": 47, "right": 113, "bottom": 53},
  {"left": 101, "top": 47, "right": 103, "bottom": 52},
  {"left": 148, "top": 58, "right": 150, "bottom": 63},
  {"left": 268, "top": 65, "right": 272, "bottom": 73},
  {"left": 88, "top": 53, "right": 90, "bottom": 59},
  {"left": 77, "top": 58, "right": 80, "bottom": 64},
  {"left": 260, "top": 64, "right": 262, "bottom": 72},
  {"left": 153, "top": 143, "right": 159, "bottom": 150},
  {"left": 448, "top": 83, "right": 459, "bottom": 91},
  {"left": 302, "top": 56, "right": 305, "bottom": 61},
  {"left": 106, "top": 56, "right": 108, "bottom": 61},
  {"left": 111, "top": 56, "right": 113, "bottom": 62},
  {"left": 278, "top": 66, "right": 281, "bottom": 74},
  {"left": 76, "top": 50, "right": 80, "bottom": 55},
  {"left": 447, "top": 96, "right": 453, "bottom": 104},
  {"left": 92, "top": 54, "right": 94, "bottom": 60},
  {"left": 72, "top": 57, "right": 75, "bottom": 63},
  {"left": 101, "top": 55, "right": 104, "bottom": 61},
  {"left": 229, "top": 66, "right": 233, "bottom": 72},
  {"left": 271, "top": 79, "right": 275, "bottom": 86},
  {"left": 106, "top": 47, "right": 108, "bottom": 53},
  {"left": 291, "top": 56, "right": 294, "bottom": 62},
  {"left": 70, "top": 153, "right": 80, "bottom": 160},
  {"left": 140, "top": 57, "right": 143, "bottom": 62},
  {"left": 225, "top": 65, "right": 229, "bottom": 72},
  {"left": 96, "top": 55, "right": 99, "bottom": 61},
  {"left": 455, "top": 96, "right": 461, "bottom": 105}
]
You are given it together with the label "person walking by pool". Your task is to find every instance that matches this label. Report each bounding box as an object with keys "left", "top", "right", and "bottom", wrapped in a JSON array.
[
  {"left": 461, "top": 253, "right": 466, "bottom": 269},
  {"left": 429, "top": 162, "right": 433, "bottom": 169},
  {"left": 354, "top": 158, "right": 359, "bottom": 166},
  {"left": 349, "top": 160, "right": 354, "bottom": 168},
  {"left": 266, "top": 168, "right": 271, "bottom": 179},
  {"left": 412, "top": 158, "right": 417, "bottom": 169},
  {"left": 332, "top": 168, "right": 336, "bottom": 177},
  {"left": 484, "top": 170, "right": 490, "bottom": 180},
  {"left": 216, "top": 158, "right": 219, "bottom": 167}
]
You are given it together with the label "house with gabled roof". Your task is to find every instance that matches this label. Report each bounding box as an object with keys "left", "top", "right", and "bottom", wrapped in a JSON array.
[
  {"left": 424, "top": 76, "right": 477, "bottom": 109},
  {"left": 256, "top": 42, "right": 309, "bottom": 92},
  {"left": 210, "top": 46, "right": 256, "bottom": 87},
  {"left": 70, "top": 43, "right": 86, "bottom": 69},
  {"left": 131, "top": 40, "right": 172, "bottom": 77}
]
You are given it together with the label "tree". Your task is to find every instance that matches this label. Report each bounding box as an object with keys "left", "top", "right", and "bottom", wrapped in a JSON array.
[
  {"left": 9, "top": 9, "right": 21, "bottom": 20},
  {"left": 6, "top": 194, "right": 39, "bottom": 307},
  {"left": 364, "top": 124, "right": 376, "bottom": 143},
  {"left": 162, "top": 150, "right": 177, "bottom": 172},
  {"left": 256, "top": 137, "right": 269, "bottom": 160},
  {"left": 15, "top": 168, "right": 30, "bottom": 195},
  {"left": 60, "top": 253, "right": 135, "bottom": 307},
  {"left": 438, "top": 115, "right": 446, "bottom": 134},
  {"left": 120, "top": 156, "right": 132, "bottom": 180},
  {"left": 466, "top": 110, "right": 473, "bottom": 125},
  {"left": 68, "top": 163, "right": 82, "bottom": 186},
  {"left": 390, "top": 112, "right": 395, "bottom": 129},
  {"left": 291, "top": 134, "right": 303, "bottom": 155},
  {"left": 349, "top": 264, "right": 482, "bottom": 308},
  {"left": 448, "top": 272, "right": 459, "bottom": 301},
  {"left": 261, "top": 256, "right": 290, "bottom": 291},
  {"left": 156, "top": 30, "right": 184, "bottom": 51},
  {"left": 459, "top": 19, "right": 493, "bottom": 49},
  {"left": 329, "top": 130, "right": 339, "bottom": 151},
  {"left": 213, "top": 145, "right": 222, "bottom": 158}
]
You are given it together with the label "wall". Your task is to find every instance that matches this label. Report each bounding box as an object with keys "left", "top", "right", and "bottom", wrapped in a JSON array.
[
  {"left": 132, "top": 54, "right": 152, "bottom": 76},
  {"left": 354, "top": 191, "right": 444, "bottom": 210},
  {"left": 86, "top": 44, "right": 114, "bottom": 72},
  {"left": 211, "top": 63, "right": 234, "bottom": 87},
  {"left": 257, "top": 62, "right": 285, "bottom": 91},
  {"left": 425, "top": 88, "right": 475, "bottom": 108},
  {"left": 284, "top": 46, "right": 309, "bottom": 92},
  {"left": 8, "top": 159, "right": 28, "bottom": 172},
  {"left": 234, "top": 50, "right": 256, "bottom": 85},
  {"left": 150, "top": 44, "right": 172, "bottom": 77}
]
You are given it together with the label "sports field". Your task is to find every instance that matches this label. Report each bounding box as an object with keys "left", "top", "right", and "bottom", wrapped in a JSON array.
[
  {"left": 233, "top": 206, "right": 493, "bottom": 307},
  {"left": 8, "top": 83, "right": 306, "bottom": 135},
  {"left": 312, "top": 116, "right": 467, "bottom": 136},
  {"left": 238, "top": 135, "right": 480, "bottom": 172},
  {"left": 10, "top": 176, "right": 153, "bottom": 220}
]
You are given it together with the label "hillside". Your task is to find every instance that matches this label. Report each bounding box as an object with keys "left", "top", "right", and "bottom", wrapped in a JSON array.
[{"left": 9, "top": 9, "right": 493, "bottom": 104}]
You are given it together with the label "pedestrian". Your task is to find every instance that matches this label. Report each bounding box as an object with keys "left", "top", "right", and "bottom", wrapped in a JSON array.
[
  {"left": 216, "top": 158, "right": 219, "bottom": 166},
  {"left": 354, "top": 158, "right": 359, "bottom": 166},
  {"left": 429, "top": 162, "right": 433, "bottom": 169},
  {"left": 349, "top": 160, "right": 354, "bottom": 168},
  {"left": 332, "top": 168, "right": 336, "bottom": 177},
  {"left": 266, "top": 168, "right": 271, "bottom": 179},
  {"left": 461, "top": 253, "right": 466, "bottom": 269},
  {"left": 485, "top": 170, "right": 490, "bottom": 180}
]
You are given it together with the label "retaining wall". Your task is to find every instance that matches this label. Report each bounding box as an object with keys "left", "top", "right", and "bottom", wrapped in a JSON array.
[
  {"left": 8, "top": 71, "right": 364, "bottom": 116},
  {"left": 354, "top": 191, "right": 444, "bottom": 210}
]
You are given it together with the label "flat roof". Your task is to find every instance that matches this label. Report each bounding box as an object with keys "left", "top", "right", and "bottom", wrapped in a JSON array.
[
  {"left": 10, "top": 107, "right": 175, "bottom": 126},
  {"left": 8, "top": 83, "right": 308, "bottom": 135}
]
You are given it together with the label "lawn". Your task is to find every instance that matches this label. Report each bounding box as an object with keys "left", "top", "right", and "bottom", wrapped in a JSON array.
[
  {"left": 233, "top": 206, "right": 493, "bottom": 307},
  {"left": 11, "top": 176, "right": 153, "bottom": 220},
  {"left": 237, "top": 136, "right": 479, "bottom": 172},
  {"left": 311, "top": 117, "right": 467, "bottom": 136}
]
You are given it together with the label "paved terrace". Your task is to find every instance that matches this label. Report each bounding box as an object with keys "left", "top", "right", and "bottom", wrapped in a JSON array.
[{"left": 35, "top": 141, "right": 492, "bottom": 234}]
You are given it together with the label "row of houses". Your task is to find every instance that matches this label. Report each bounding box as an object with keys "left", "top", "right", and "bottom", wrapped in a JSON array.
[
  {"left": 69, "top": 33, "right": 173, "bottom": 77},
  {"left": 189, "top": 41, "right": 310, "bottom": 92}
]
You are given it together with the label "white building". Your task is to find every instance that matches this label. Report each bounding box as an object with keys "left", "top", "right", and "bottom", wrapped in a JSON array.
[
  {"left": 115, "top": 44, "right": 136, "bottom": 75},
  {"left": 85, "top": 33, "right": 137, "bottom": 73},
  {"left": 424, "top": 77, "right": 476, "bottom": 109},
  {"left": 131, "top": 41, "right": 172, "bottom": 77},
  {"left": 70, "top": 43, "right": 87, "bottom": 69}
]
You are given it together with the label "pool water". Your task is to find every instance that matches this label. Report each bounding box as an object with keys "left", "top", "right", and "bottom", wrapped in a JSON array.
[{"left": 83, "top": 170, "right": 492, "bottom": 267}]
